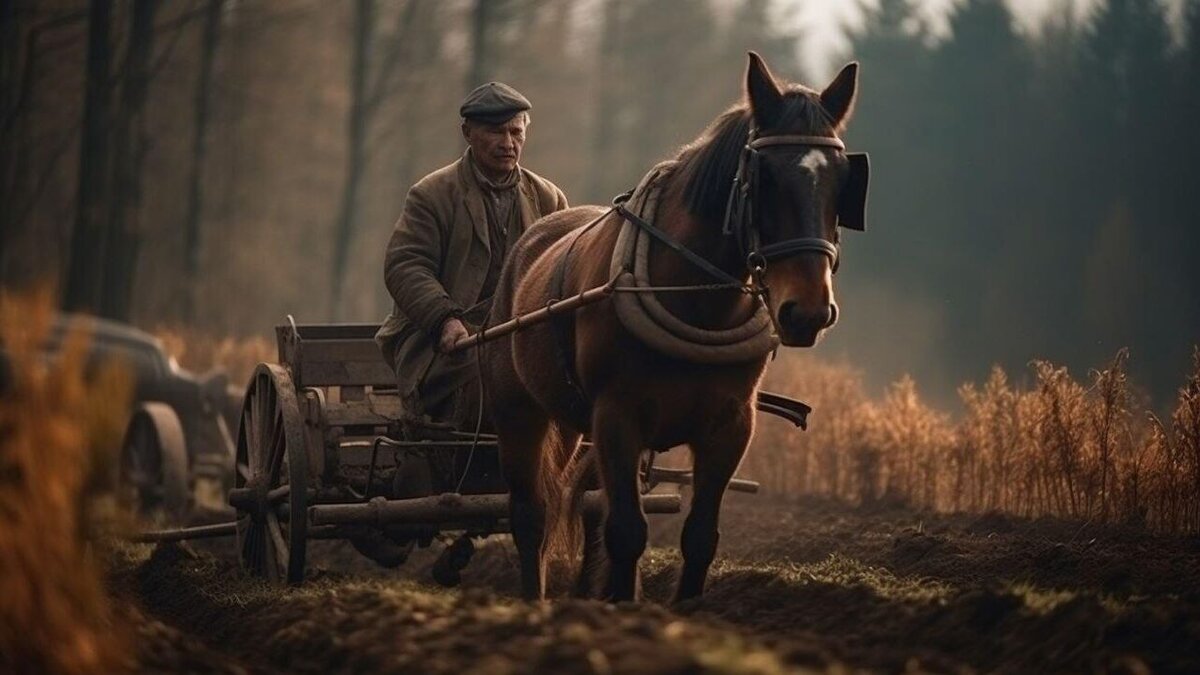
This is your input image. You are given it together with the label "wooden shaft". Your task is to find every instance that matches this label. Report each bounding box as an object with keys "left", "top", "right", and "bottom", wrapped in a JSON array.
[
  {"left": 449, "top": 281, "right": 615, "bottom": 352},
  {"left": 309, "top": 491, "right": 681, "bottom": 526},
  {"left": 129, "top": 521, "right": 237, "bottom": 543},
  {"left": 647, "top": 467, "right": 761, "bottom": 494}
]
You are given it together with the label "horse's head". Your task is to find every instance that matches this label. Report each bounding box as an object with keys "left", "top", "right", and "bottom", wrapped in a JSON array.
[{"left": 742, "top": 53, "right": 868, "bottom": 347}]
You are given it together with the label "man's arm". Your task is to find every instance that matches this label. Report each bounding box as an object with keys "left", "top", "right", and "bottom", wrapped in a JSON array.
[{"left": 383, "top": 185, "right": 461, "bottom": 339}]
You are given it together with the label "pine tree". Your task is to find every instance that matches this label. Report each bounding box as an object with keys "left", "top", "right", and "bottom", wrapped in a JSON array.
[
  {"left": 1076, "top": 0, "right": 1180, "bottom": 395},
  {"left": 927, "top": 0, "right": 1032, "bottom": 371},
  {"left": 840, "top": 0, "right": 935, "bottom": 291}
]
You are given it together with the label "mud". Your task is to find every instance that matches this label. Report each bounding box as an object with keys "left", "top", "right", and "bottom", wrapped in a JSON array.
[{"left": 113, "top": 496, "right": 1200, "bottom": 674}]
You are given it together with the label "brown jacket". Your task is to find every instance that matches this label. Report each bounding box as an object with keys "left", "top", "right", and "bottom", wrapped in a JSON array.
[{"left": 376, "top": 153, "right": 568, "bottom": 410}]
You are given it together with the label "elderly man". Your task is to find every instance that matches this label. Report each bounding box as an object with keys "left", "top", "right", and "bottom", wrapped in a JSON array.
[{"left": 377, "top": 82, "right": 568, "bottom": 428}]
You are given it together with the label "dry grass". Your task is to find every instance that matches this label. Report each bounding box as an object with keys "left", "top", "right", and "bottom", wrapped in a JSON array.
[
  {"left": 153, "top": 326, "right": 274, "bottom": 386},
  {"left": 141, "top": 326, "right": 1200, "bottom": 534},
  {"left": 749, "top": 347, "right": 1200, "bottom": 534},
  {"left": 0, "top": 288, "right": 134, "bottom": 674}
]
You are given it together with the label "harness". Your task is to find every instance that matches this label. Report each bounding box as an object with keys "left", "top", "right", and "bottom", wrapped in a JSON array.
[{"left": 548, "top": 130, "right": 864, "bottom": 422}]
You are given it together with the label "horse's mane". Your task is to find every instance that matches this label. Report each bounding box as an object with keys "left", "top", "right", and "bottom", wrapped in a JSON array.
[{"left": 678, "top": 85, "right": 835, "bottom": 223}]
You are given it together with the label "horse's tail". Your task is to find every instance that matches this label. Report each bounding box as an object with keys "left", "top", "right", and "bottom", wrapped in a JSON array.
[{"left": 538, "top": 429, "right": 590, "bottom": 582}]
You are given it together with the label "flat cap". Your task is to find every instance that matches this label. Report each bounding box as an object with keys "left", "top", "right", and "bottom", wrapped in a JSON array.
[{"left": 460, "top": 81, "right": 531, "bottom": 124}]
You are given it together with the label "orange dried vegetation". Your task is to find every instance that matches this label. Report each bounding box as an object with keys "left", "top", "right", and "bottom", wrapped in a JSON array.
[
  {"left": 747, "top": 347, "right": 1200, "bottom": 533},
  {"left": 0, "top": 288, "right": 133, "bottom": 674},
  {"left": 153, "top": 326, "right": 274, "bottom": 386}
]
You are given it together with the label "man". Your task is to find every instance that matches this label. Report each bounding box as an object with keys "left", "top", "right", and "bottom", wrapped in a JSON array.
[{"left": 377, "top": 82, "right": 568, "bottom": 428}]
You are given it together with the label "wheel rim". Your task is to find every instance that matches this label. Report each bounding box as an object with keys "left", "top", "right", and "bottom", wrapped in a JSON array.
[
  {"left": 234, "top": 364, "right": 308, "bottom": 584},
  {"left": 120, "top": 417, "right": 163, "bottom": 515}
]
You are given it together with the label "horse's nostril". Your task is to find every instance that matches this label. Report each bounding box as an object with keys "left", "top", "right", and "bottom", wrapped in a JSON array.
[
  {"left": 778, "top": 302, "right": 834, "bottom": 335},
  {"left": 778, "top": 301, "right": 801, "bottom": 330}
]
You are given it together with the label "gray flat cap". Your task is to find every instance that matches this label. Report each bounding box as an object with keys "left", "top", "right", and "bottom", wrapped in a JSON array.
[{"left": 460, "top": 82, "right": 531, "bottom": 124}]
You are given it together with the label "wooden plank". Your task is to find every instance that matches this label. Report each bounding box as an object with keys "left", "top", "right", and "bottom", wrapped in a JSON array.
[
  {"left": 298, "top": 361, "right": 396, "bottom": 387},
  {"left": 296, "top": 338, "right": 385, "bottom": 363},
  {"left": 276, "top": 323, "right": 382, "bottom": 341},
  {"left": 323, "top": 396, "right": 401, "bottom": 426}
]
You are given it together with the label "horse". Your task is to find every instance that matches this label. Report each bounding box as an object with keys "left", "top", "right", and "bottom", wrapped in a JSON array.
[{"left": 482, "top": 52, "right": 869, "bottom": 602}]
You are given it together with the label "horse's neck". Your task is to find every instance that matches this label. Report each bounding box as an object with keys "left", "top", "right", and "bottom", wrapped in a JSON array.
[{"left": 649, "top": 184, "right": 757, "bottom": 330}]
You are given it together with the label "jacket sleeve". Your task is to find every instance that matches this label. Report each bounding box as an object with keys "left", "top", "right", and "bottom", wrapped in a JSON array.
[{"left": 383, "top": 184, "right": 461, "bottom": 335}]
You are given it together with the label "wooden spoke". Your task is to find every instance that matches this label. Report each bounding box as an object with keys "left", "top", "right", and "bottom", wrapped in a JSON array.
[
  {"left": 232, "top": 363, "right": 310, "bottom": 585},
  {"left": 268, "top": 407, "right": 286, "bottom": 482},
  {"left": 267, "top": 512, "right": 289, "bottom": 573}
]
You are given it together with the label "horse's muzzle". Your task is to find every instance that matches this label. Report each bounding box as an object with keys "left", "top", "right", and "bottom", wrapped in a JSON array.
[{"left": 777, "top": 301, "right": 837, "bottom": 346}]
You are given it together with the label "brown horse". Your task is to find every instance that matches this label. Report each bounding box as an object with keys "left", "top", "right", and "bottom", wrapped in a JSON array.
[{"left": 482, "top": 52, "right": 868, "bottom": 602}]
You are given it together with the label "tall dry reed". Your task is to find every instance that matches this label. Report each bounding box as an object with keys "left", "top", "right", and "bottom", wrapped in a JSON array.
[
  {"left": 153, "top": 326, "right": 274, "bottom": 386},
  {"left": 746, "top": 347, "right": 1200, "bottom": 533},
  {"left": 0, "top": 288, "right": 133, "bottom": 674}
]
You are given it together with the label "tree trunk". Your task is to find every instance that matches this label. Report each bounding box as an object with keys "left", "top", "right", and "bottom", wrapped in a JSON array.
[
  {"left": 329, "top": 0, "right": 371, "bottom": 320},
  {"left": 466, "top": 0, "right": 492, "bottom": 92},
  {"left": 101, "top": 0, "right": 158, "bottom": 321},
  {"left": 587, "top": 0, "right": 621, "bottom": 201},
  {"left": 64, "top": 0, "right": 114, "bottom": 314},
  {"left": 0, "top": 0, "right": 18, "bottom": 269},
  {"left": 182, "top": 0, "right": 223, "bottom": 323}
]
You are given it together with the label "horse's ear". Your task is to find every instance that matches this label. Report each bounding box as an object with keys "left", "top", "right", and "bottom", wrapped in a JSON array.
[
  {"left": 820, "top": 62, "right": 859, "bottom": 130},
  {"left": 746, "top": 51, "right": 784, "bottom": 128}
]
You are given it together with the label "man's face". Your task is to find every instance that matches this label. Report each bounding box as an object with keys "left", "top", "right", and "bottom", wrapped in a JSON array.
[{"left": 463, "top": 114, "right": 527, "bottom": 177}]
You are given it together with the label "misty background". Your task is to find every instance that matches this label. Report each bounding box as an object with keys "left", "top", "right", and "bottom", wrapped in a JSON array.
[{"left": 1, "top": 0, "right": 1197, "bottom": 408}]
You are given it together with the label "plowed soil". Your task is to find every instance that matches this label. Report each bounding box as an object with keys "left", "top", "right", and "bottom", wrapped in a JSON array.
[{"left": 112, "top": 495, "right": 1200, "bottom": 674}]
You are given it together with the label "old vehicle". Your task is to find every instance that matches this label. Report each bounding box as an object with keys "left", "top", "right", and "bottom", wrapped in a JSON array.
[
  {"left": 220, "top": 319, "right": 801, "bottom": 585},
  {"left": 46, "top": 314, "right": 241, "bottom": 520}
]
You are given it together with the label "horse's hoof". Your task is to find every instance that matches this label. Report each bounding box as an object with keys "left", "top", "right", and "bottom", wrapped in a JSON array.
[
  {"left": 432, "top": 564, "right": 462, "bottom": 587},
  {"left": 431, "top": 535, "right": 475, "bottom": 587}
]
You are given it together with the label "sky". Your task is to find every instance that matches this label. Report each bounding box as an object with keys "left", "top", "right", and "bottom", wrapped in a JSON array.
[{"left": 789, "top": 0, "right": 1189, "bottom": 77}]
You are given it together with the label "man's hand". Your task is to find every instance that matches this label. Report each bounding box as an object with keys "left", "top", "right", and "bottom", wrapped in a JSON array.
[{"left": 438, "top": 317, "right": 469, "bottom": 353}]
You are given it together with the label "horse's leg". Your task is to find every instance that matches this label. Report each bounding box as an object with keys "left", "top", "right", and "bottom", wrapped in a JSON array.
[
  {"left": 593, "top": 398, "right": 647, "bottom": 602},
  {"left": 675, "top": 407, "right": 753, "bottom": 602},
  {"left": 573, "top": 453, "right": 608, "bottom": 598},
  {"left": 495, "top": 395, "right": 552, "bottom": 601}
]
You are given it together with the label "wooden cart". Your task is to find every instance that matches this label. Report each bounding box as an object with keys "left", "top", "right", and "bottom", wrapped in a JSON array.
[{"left": 146, "top": 319, "right": 806, "bottom": 586}]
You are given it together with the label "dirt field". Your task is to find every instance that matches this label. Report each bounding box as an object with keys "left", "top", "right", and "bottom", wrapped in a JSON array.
[{"left": 112, "top": 495, "right": 1200, "bottom": 674}]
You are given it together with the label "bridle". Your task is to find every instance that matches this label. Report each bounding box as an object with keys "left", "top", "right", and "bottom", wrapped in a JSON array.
[{"left": 724, "top": 131, "right": 847, "bottom": 277}]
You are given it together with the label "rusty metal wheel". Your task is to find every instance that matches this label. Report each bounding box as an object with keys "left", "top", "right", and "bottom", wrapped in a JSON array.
[
  {"left": 119, "top": 402, "right": 190, "bottom": 523},
  {"left": 233, "top": 363, "right": 308, "bottom": 584}
]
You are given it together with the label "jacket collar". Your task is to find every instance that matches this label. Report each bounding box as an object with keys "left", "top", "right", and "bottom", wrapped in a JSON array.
[{"left": 457, "top": 150, "right": 536, "bottom": 253}]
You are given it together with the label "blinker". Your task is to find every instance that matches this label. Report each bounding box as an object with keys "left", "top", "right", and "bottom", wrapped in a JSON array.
[{"left": 837, "top": 152, "right": 869, "bottom": 231}]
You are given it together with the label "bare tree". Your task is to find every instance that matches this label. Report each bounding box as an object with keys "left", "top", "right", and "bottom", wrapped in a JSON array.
[
  {"left": 467, "top": 0, "right": 522, "bottom": 92},
  {"left": 101, "top": 0, "right": 160, "bottom": 321},
  {"left": 182, "top": 0, "right": 223, "bottom": 323},
  {"left": 587, "top": 0, "right": 623, "bottom": 201},
  {"left": 329, "top": 0, "right": 426, "bottom": 319},
  {"left": 2, "top": 9, "right": 87, "bottom": 281},
  {"left": 64, "top": 0, "right": 114, "bottom": 314},
  {"left": 329, "top": 0, "right": 372, "bottom": 320}
]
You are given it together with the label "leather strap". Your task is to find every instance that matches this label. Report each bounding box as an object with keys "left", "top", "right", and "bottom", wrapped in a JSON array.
[
  {"left": 550, "top": 208, "right": 615, "bottom": 426},
  {"left": 756, "top": 237, "right": 838, "bottom": 263},
  {"left": 614, "top": 198, "right": 744, "bottom": 288},
  {"left": 749, "top": 134, "right": 844, "bottom": 151}
]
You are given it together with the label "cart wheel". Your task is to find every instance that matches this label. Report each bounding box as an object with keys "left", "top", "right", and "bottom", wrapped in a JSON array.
[
  {"left": 119, "top": 402, "right": 190, "bottom": 522},
  {"left": 234, "top": 363, "right": 308, "bottom": 584}
]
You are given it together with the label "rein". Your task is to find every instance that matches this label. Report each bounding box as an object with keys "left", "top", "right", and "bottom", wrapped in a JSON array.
[{"left": 453, "top": 132, "right": 854, "bottom": 367}]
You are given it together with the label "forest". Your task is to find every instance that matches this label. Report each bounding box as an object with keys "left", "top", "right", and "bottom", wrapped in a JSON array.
[
  {"left": 4, "top": 2, "right": 1200, "bottom": 673},
  {"left": 2, "top": 0, "right": 1198, "bottom": 407}
]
